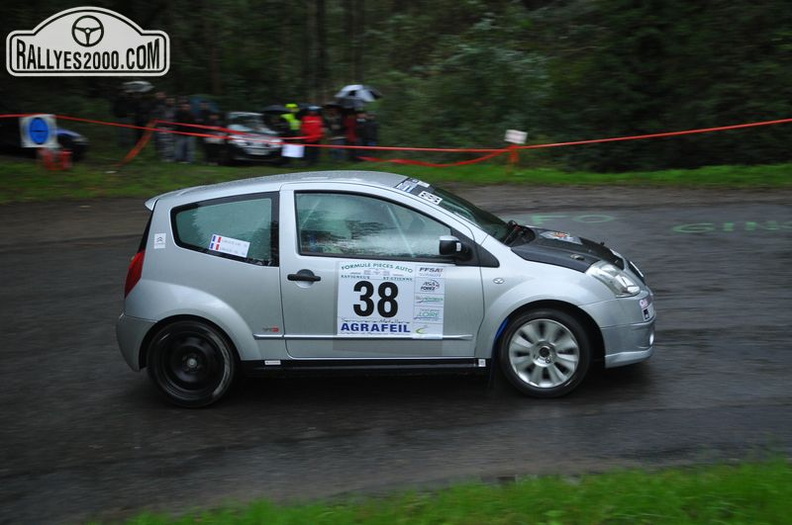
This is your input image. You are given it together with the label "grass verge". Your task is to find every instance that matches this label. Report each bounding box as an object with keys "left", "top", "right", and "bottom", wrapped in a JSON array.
[
  {"left": 95, "top": 460, "right": 789, "bottom": 524},
  {"left": 0, "top": 148, "right": 790, "bottom": 204}
]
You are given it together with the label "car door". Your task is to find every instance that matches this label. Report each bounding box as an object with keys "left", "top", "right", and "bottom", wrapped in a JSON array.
[{"left": 279, "top": 185, "right": 485, "bottom": 359}]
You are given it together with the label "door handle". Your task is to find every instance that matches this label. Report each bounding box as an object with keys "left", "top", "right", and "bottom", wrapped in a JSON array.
[{"left": 287, "top": 269, "right": 321, "bottom": 282}]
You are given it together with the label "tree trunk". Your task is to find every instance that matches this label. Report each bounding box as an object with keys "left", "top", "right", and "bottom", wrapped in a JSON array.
[
  {"left": 354, "top": 0, "right": 365, "bottom": 82},
  {"left": 315, "top": 0, "right": 329, "bottom": 100}
]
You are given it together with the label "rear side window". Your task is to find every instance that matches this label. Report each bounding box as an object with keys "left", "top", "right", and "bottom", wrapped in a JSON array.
[{"left": 172, "top": 193, "right": 278, "bottom": 265}]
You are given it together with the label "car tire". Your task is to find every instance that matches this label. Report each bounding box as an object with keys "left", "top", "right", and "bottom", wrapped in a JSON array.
[
  {"left": 218, "top": 146, "right": 233, "bottom": 166},
  {"left": 146, "top": 320, "right": 237, "bottom": 407},
  {"left": 498, "top": 309, "right": 591, "bottom": 398}
]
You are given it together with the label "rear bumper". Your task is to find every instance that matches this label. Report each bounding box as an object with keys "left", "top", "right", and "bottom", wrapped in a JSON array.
[{"left": 116, "top": 313, "right": 156, "bottom": 371}]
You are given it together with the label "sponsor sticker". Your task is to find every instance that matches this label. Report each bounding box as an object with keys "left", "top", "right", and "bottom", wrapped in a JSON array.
[
  {"left": 209, "top": 234, "right": 250, "bottom": 258},
  {"left": 540, "top": 230, "right": 582, "bottom": 244},
  {"left": 417, "top": 190, "right": 443, "bottom": 205},
  {"left": 640, "top": 296, "right": 655, "bottom": 321},
  {"left": 153, "top": 232, "right": 166, "bottom": 249},
  {"left": 337, "top": 261, "right": 446, "bottom": 337},
  {"left": 396, "top": 178, "right": 430, "bottom": 193}
]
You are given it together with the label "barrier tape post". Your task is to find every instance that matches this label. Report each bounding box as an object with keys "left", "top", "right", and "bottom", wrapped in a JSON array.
[
  {"left": 507, "top": 144, "right": 519, "bottom": 174},
  {"left": 118, "top": 119, "right": 157, "bottom": 166},
  {"left": 36, "top": 147, "right": 72, "bottom": 171}
]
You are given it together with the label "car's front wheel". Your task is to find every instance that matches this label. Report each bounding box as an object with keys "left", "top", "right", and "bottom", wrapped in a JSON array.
[
  {"left": 146, "top": 320, "right": 236, "bottom": 407},
  {"left": 498, "top": 309, "right": 591, "bottom": 398}
]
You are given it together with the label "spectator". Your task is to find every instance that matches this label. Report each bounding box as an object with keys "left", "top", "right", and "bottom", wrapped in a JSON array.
[
  {"left": 195, "top": 101, "right": 212, "bottom": 127},
  {"left": 131, "top": 92, "right": 152, "bottom": 143},
  {"left": 282, "top": 103, "right": 301, "bottom": 137},
  {"left": 300, "top": 106, "right": 324, "bottom": 166},
  {"left": 153, "top": 95, "right": 176, "bottom": 162},
  {"left": 174, "top": 99, "right": 196, "bottom": 163},
  {"left": 324, "top": 105, "right": 345, "bottom": 161},
  {"left": 272, "top": 115, "right": 290, "bottom": 136},
  {"left": 202, "top": 112, "right": 225, "bottom": 165},
  {"left": 151, "top": 91, "right": 167, "bottom": 120},
  {"left": 358, "top": 111, "right": 379, "bottom": 148},
  {"left": 344, "top": 110, "right": 360, "bottom": 161},
  {"left": 112, "top": 89, "right": 133, "bottom": 147}
]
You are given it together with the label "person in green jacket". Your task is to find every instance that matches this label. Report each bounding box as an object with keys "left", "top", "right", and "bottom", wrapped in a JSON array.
[{"left": 282, "top": 103, "right": 301, "bottom": 136}]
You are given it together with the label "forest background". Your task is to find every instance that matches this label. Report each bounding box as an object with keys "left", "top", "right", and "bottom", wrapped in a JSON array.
[{"left": 2, "top": 0, "right": 791, "bottom": 172}]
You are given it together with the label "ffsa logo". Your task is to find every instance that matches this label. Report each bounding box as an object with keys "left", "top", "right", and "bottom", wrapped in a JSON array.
[{"left": 6, "top": 6, "right": 169, "bottom": 76}]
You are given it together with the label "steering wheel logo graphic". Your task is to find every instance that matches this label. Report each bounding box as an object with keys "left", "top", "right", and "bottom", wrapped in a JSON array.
[{"left": 71, "top": 15, "right": 104, "bottom": 47}]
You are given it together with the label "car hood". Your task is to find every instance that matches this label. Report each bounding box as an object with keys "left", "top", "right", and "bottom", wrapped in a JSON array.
[{"left": 510, "top": 227, "right": 622, "bottom": 272}]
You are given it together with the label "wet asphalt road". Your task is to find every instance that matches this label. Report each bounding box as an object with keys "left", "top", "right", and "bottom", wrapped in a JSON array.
[{"left": 1, "top": 188, "right": 790, "bottom": 525}]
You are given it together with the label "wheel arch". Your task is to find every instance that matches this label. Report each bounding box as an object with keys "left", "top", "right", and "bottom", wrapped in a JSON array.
[
  {"left": 493, "top": 300, "right": 605, "bottom": 366},
  {"left": 138, "top": 314, "right": 241, "bottom": 370}
]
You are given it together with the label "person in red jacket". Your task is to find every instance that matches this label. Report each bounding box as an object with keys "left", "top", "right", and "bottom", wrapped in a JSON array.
[
  {"left": 300, "top": 106, "right": 325, "bottom": 166},
  {"left": 344, "top": 110, "right": 360, "bottom": 161}
]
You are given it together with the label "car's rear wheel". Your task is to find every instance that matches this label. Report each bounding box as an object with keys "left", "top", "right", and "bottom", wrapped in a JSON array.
[
  {"left": 498, "top": 309, "right": 591, "bottom": 398},
  {"left": 146, "top": 320, "right": 236, "bottom": 407}
]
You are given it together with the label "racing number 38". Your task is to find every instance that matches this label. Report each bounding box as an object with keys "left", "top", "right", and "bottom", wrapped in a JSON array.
[{"left": 353, "top": 281, "right": 399, "bottom": 318}]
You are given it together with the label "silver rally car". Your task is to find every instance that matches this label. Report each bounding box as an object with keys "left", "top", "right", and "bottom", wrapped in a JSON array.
[{"left": 117, "top": 171, "right": 655, "bottom": 407}]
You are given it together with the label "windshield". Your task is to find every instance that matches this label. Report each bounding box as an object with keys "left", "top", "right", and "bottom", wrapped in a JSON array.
[
  {"left": 393, "top": 177, "right": 529, "bottom": 243},
  {"left": 227, "top": 114, "right": 273, "bottom": 134},
  {"left": 430, "top": 186, "right": 509, "bottom": 238}
]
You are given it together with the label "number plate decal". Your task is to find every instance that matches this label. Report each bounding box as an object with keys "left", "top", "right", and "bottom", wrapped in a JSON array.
[
  {"left": 417, "top": 190, "right": 443, "bottom": 205},
  {"left": 337, "top": 261, "right": 446, "bottom": 338}
]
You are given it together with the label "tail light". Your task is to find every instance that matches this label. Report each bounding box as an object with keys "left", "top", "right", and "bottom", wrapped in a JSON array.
[{"left": 124, "top": 250, "right": 145, "bottom": 297}]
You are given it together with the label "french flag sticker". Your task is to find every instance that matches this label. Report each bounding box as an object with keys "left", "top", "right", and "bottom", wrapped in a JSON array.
[{"left": 210, "top": 235, "right": 222, "bottom": 251}]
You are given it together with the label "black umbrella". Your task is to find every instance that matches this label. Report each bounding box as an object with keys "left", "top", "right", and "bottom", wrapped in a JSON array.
[{"left": 262, "top": 104, "right": 289, "bottom": 114}]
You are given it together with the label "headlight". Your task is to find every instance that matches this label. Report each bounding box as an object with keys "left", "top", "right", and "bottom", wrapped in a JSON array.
[
  {"left": 586, "top": 260, "right": 640, "bottom": 297},
  {"left": 230, "top": 137, "right": 249, "bottom": 146}
]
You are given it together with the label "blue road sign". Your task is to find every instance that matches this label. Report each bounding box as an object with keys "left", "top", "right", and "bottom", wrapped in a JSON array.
[
  {"left": 29, "top": 117, "right": 50, "bottom": 145},
  {"left": 19, "top": 114, "right": 57, "bottom": 148}
]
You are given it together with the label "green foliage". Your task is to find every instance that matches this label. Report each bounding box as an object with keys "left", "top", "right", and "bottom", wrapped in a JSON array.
[
  {"left": 0, "top": 151, "right": 789, "bottom": 204},
  {"left": 1, "top": 0, "right": 790, "bottom": 171},
  {"left": 534, "top": 0, "right": 792, "bottom": 171}
]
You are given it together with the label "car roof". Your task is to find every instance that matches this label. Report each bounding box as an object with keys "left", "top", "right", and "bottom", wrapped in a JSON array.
[{"left": 145, "top": 170, "right": 409, "bottom": 210}]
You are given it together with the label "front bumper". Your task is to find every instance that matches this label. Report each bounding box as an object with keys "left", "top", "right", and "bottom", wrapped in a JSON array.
[
  {"left": 602, "top": 317, "right": 655, "bottom": 367},
  {"left": 116, "top": 313, "right": 156, "bottom": 371},
  {"left": 584, "top": 287, "right": 656, "bottom": 368},
  {"left": 228, "top": 143, "right": 281, "bottom": 161}
]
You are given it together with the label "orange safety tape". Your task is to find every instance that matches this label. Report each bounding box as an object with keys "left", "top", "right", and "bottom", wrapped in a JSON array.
[
  {"left": 359, "top": 150, "right": 506, "bottom": 168},
  {"left": 514, "top": 118, "right": 792, "bottom": 150},
  {"left": 1, "top": 114, "right": 789, "bottom": 166}
]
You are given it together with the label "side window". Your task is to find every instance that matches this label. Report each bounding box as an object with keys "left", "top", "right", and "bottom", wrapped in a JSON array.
[
  {"left": 172, "top": 193, "right": 277, "bottom": 265},
  {"left": 296, "top": 192, "right": 451, "bottom": 259}
]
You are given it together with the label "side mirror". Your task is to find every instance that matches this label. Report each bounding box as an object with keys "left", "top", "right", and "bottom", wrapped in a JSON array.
[{"left": 439, "top": 235, "right": 471, "bottom": 260}]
